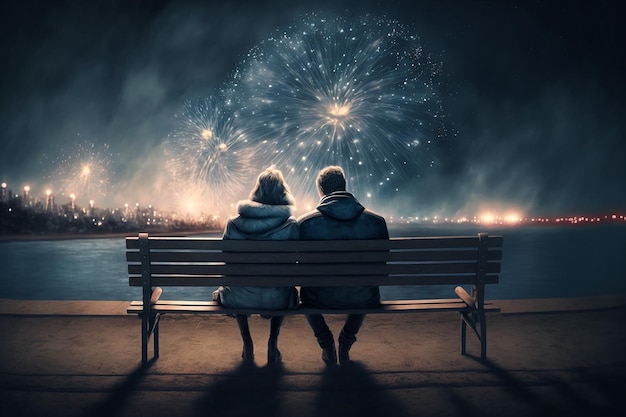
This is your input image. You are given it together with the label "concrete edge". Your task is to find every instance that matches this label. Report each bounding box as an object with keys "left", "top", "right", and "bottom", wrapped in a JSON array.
[
  {"left": 495, "top": 294, "right": 626, "bottom": 315},
  {"left": 1, "top": 295, "right": 625, "bottom": 317},
  {"left": 0, "top": 300, "right": 130, "bottom": 316}
]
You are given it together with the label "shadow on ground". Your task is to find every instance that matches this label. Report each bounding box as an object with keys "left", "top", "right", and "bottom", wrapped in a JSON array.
[
  {"left": 88, "top": 359, "right": 156, "bottom": 417},
  {"left": 312, "top": 361, "right": 412, "bottom": 417},
  {"left": 193, "top": 361, "right": 411, "bottom": 417}
]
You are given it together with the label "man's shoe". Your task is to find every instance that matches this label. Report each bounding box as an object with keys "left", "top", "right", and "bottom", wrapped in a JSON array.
[
  {"left": 322, "top": 345, "right": 337, "bottom": 366},
  {"left": 338, "top": 343, "right": 351, "bottom": 365},
  {"left": 242, "top": 340, "right": 254, "bottom": 364}
]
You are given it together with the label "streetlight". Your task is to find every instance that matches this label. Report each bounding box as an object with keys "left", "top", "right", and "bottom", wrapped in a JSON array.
[
  {"left": 45, "top": 189, "right": 53, "bottom": 212},
  {"left": 23, "top": 185, "right": 31, "bottom": 206}
]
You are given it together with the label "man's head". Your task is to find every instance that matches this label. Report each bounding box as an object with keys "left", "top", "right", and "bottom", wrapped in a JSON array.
[{"left": 316, "top": 165, "right": 346, "bottom": 197}]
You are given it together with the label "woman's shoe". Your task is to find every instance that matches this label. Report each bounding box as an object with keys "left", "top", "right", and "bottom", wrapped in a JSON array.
[{"left": 267, "top": 338, "right": 282, "bottom": 365}]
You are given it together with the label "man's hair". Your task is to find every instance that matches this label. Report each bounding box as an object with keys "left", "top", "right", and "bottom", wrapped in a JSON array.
[
  {"left": 316, "top": 165, "right": 346, "bottom": 195},
  {"left": 250, "top": 167, "right": 295, "bottom": 206}
]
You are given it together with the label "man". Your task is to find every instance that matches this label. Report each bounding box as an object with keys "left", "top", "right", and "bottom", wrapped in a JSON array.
[{"left": 297, "top": 166, "right": 389, "bottom": 365}]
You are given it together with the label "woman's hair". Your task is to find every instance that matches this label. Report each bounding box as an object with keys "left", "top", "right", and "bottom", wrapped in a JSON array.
[
  {"left": 316, "top": 165, "right": 346, "bottom": 195},
  {"left": 249, "top": 167, "right": 295, "bottom": 206}
]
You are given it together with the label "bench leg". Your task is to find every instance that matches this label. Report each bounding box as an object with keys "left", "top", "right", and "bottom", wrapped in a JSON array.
[
  {"left": 460, "top": 316, "right": 467, "bottom": 355},
  {"left": 460, "top": 310, "right": 488, "bottom": 360},
  {"left": 154, "top": 315, "right": 160, "bottom": 359},
  {"left": 141, "top": 314, "right": 149, "bottom": 367},
  {"left": 141, "top": 313, "right": 161, "bottom": 367},
  {"left": 479, "top": 310, "right": 487, "bottom": 361}
]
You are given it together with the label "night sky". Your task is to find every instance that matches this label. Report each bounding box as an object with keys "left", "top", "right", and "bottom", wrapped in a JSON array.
[{"left": 1, "top": 0, "right": 624, "bottom": 218}]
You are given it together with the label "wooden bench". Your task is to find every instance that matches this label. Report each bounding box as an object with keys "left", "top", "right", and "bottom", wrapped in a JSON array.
[{"left": 126, "top": 232, "right": 503, "bottom": 366}]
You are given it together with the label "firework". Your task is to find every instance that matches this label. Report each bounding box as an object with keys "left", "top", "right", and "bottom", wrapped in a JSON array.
[
  {"left": 45, "top": 141, "right": 114, "bottom": 207},
  {"left": 166, "top": 96, "right": 260, "bottom": 214},
  {"left": 226, "top": 13, "right": 444, "bottom": 206}
]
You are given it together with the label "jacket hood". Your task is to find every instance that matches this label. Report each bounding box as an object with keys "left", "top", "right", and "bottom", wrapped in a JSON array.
[
  {"left": 316, "top": 191, "right": 364, "bottom": 221},
  {"left": 230, "top": 200, "right": 294, "bottom": 236},
  {"left": 237, "top": 200, "right": 293, "bottom": 218}
]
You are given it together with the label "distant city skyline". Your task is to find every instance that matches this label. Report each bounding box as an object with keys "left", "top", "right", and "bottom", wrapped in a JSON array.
[
  {"left": 2, "top": 1, "right": 624, "bottom": 218},
  {"left": 3, "top": 178, "right": 625, "bottom": 229}
]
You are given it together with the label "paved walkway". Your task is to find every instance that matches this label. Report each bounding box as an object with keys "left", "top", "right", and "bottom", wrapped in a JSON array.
[{"left": 1, "top": 295, "right": 626, "bottom": 417}]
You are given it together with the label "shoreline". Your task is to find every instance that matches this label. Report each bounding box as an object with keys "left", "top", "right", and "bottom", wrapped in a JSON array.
[
  {"left": 0, "top": 229, "right": 223, "bottom": 242},
  {"left": 3, "top": 221, "right": 625, "bottom": 242}
]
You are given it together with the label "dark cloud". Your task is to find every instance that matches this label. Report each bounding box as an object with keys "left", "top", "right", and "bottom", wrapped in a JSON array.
[{"left": 1, "top": 0, "right": 624, "bottom": 216}]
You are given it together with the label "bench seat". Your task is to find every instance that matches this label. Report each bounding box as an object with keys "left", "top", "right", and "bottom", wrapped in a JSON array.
[{"left": 127, "top": 299, "right": 501, "bottom": 315}]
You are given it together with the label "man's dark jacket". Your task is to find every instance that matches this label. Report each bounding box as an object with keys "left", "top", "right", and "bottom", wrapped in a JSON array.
[{"left": 297, "top": 191, "right": 389, "bottom": 308}]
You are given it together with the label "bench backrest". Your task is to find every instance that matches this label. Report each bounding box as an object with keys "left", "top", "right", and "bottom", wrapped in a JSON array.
[{"left": 126, "top": 233, "right": 502, "bottom": 288}]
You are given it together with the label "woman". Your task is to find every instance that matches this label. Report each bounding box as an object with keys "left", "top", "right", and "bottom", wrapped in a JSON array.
[{"left": 214, "top": 167, "right": 299, "bottom": 365}]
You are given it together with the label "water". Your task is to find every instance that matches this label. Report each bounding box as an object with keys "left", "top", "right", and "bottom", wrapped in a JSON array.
[{"left": 0, "top": 224, "right": 624, "bottom": 301}]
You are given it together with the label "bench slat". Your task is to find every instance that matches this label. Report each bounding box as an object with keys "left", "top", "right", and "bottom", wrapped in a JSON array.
[
  {"left": 127, "top": 299, "right": 500, "bottom": 315},
  {"left": 127, "top": 261, "right": 501, "bottom": 276},
  {"left": 128, "top": 298, "right": 494, "bottom": 307},
  {"left": 126, "top": 236, "right": 503, "bottom": 251},
  {"left": 129, "top": 274, "right": 499, "bottom": 287},
  {"left": 126, "top": 248, "right": 503, "bottom": 263}
]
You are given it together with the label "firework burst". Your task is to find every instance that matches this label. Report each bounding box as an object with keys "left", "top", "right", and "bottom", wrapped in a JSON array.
[
  {"left": 227, "top": 13, "right": 444, "bottom": 206},
  {"left": 45, "top": 141, "right": 114, "bottom": 207},
  {"left": 166, "top": 97, "right": 260, "bottom": 214}
]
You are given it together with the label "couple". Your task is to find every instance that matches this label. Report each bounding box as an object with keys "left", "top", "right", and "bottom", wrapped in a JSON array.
[{"left": 214, "top": 165, "right": 389, "bottom": 366}]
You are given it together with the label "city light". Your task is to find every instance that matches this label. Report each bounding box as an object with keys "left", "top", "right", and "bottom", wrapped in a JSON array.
[
  {"left": 392, "top": 211, "right": 626, "bottom": 226},
  {"left": 504, "top": 213, "right": 522, "bottom": 224},
  {"left": 480, "top": 213, "right": 494, "bottom": 224}
]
